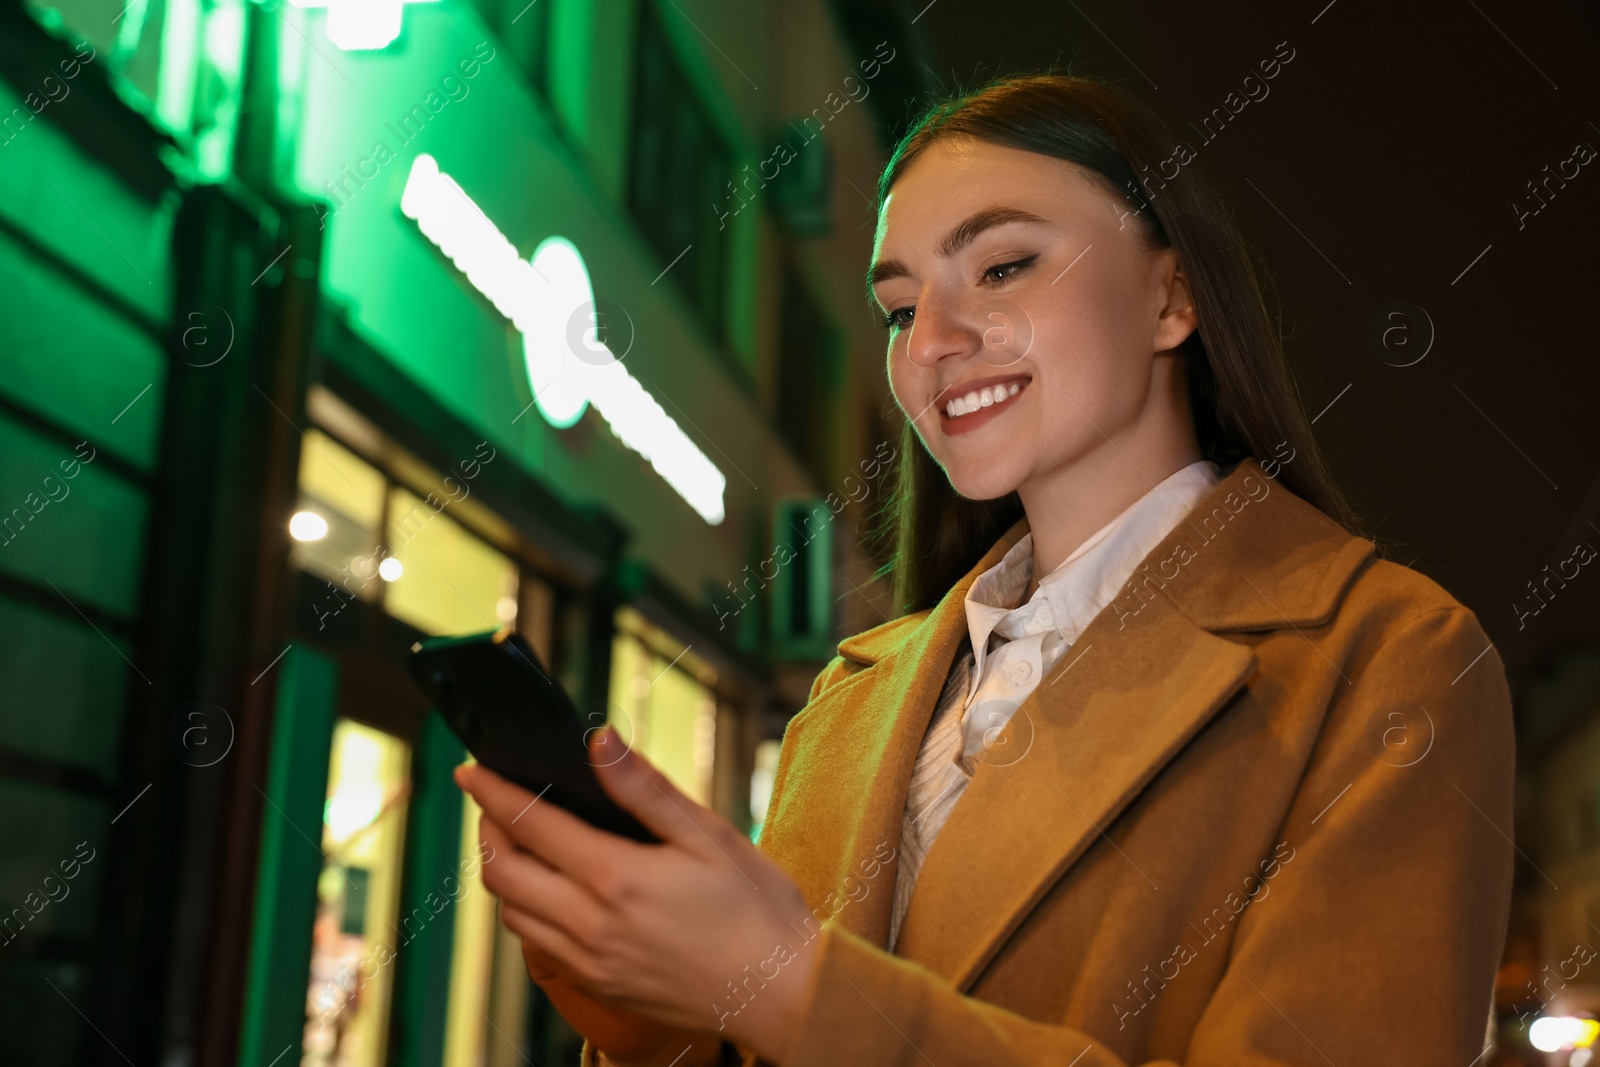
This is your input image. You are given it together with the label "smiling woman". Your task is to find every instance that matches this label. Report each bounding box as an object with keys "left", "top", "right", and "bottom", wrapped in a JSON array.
[
  {"left": 863, "top": 76, "right": 1367, "bottom": 616},
  {"left": 458, "top": 74, "right": 1516, "bottom": 1067}
]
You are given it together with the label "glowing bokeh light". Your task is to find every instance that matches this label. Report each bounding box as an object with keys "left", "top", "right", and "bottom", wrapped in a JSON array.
[
  {"left": 289, "top": 510, "right": 329, "bottom": 541},
  {"left": 285, "top": 0, "right": 440, "bottom": 50},
  {"left": 1530, "top": 1016, "right": 1600, "bottom": 1052}
]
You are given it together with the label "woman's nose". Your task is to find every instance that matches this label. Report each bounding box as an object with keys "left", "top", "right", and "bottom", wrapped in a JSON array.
[{"left": 905, "top": 291, "right": 982, "bottom": 368}]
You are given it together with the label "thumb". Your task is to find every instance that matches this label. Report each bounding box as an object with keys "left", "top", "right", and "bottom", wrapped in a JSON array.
[{"left": 588, "top": 726, "right": 715, "bottom": 846}]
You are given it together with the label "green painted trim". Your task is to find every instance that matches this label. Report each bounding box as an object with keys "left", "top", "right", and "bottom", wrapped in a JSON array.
[
  {"left": 389, "top": 709, "right": 467, "bottom": 1067},
  {"left": 236, "top": 645, "right": 340, "bottom": 1067}
]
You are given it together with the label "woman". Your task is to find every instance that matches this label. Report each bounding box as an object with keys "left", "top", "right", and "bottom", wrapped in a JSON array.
[{"left": 455, "top": 75, "right": 1515, "bottom": 1066}]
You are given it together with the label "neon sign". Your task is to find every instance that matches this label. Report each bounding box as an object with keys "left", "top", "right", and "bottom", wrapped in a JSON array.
[{"left": 400, "top": 154, "right": 728, "bottom": 525}]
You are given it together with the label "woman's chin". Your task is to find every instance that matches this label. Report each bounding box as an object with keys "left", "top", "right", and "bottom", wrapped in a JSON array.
[{"left": 946, "top": 467, "right": 1025, "bottom": 503}]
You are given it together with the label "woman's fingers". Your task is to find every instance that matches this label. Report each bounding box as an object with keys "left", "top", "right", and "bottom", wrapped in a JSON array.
[
  {"left": 511, "top": 924, "right": 698, "bottom": 1063},
  {"left": 499, "top": 900, "right": 607, "bottom": 992},
  {"left": 457, "top": 746, "right": 810, "bottom": 1041},
  {"left": 456, "top": 762, "right": 641, "bottom": 895},
  {"left": 455, "top": 762, "right": 596, "bottom": 853},
  {"left": 475, "top": 814, "right": 608, "bottom": 949}
]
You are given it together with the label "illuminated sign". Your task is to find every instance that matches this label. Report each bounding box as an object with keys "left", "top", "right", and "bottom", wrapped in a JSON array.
[
  {"left": 400, "top": 154, "right": 728, "bottom": 525},
  {"left": 286, "top": 0, "right": 441, "bottom": 51}
]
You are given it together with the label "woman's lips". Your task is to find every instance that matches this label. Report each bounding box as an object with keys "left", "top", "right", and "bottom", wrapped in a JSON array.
[{"left": 938, "top": 376, "right": 1031, "bottom": 436}]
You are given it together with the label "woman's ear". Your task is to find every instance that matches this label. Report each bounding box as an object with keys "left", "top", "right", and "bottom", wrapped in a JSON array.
[{"left": 1153, "top": 251, "right": 1199, "bottom": 353}]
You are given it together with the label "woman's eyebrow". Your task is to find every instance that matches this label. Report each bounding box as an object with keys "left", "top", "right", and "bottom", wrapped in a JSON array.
[{"left": 865, "top": 206, "right": 1053, "bottom": 295}]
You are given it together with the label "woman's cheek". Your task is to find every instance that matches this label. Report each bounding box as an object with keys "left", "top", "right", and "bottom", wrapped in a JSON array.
[
  {"left": 887, "top": 340, "right": 917, "bottom": 390},
  {"left": 886, "top": 352, "right": 931, "bottom": 428}
]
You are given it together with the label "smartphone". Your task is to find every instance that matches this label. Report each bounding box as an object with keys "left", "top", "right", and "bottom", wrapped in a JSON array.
[{"left": 408, "top": 628, "right": 658, "bottom": 843}]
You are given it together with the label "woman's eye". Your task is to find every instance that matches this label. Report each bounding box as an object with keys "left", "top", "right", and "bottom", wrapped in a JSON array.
[
  {"left": 983, "top": 256, "right": 1038, "bottom": 284},
  {"left": 878, "top": 259, "right": 1033, "bottom": 329}
]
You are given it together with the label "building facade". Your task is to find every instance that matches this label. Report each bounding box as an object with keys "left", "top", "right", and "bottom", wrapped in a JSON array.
[{"left": 0, "top": 1, "right": 918, "bottom": 1063}]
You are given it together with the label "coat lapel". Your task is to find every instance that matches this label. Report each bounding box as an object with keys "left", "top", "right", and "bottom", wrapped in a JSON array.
[
  {"left": 758, "top": 457, "right": 1376, "bottom": 991},
  {"left": 756, "top": 522, "right": 1024, "bottom": 949},
  {"left": 890, "top": 595, "right": 1256, "bottom": 990}
]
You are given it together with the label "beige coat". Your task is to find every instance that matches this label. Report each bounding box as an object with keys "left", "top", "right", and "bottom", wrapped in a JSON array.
[{"left": 594, "top": 456, "right": 1516, "bottom": 1066}]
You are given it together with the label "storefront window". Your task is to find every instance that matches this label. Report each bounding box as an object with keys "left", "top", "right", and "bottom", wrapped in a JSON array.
[
  {"left": 289, "top": 428, "right": 388, "bottom": 605},
  {"left": 441, "top": 577, "right": 557, "bottom": 1065},
  {"left": 608, "top": 608, "right": 716, "bottom": 806},
  {"left": 301, "top": 719, "right": 412, "bottom": 1067},
  {"left": 440, "top": 788, "right": 495, "bottom": 1067},
  {"left": 440, "top": 784, "right": 542, "bottom": 1067},
  {"left": 288, "top": 423, "right": 520, "bottom": 637},
  {"left": 381, "top": 486, "right": 519, "bottom": 637}
]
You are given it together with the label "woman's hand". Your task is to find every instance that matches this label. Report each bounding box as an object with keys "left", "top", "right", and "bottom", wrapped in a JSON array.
[
  {"left": 454, "top": 728, "right": 820, "bottom": 1066},
  {"left": 515, "top": 938, "right": 715, "bottom": 1065}
]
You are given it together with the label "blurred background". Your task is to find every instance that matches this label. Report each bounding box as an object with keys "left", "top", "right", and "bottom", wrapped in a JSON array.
[{"left": 0, "top": 0, "right": 1595, "bottom": 1063}]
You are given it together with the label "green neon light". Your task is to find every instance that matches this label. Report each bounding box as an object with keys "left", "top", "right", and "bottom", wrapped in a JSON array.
[{"left": 400, "top": 154, "right": 728, "bottom": 525}]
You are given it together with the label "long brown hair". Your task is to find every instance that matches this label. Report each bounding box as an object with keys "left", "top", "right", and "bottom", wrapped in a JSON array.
[{"left": 864, "top": 74, "right": 1372, "bottom": 616}]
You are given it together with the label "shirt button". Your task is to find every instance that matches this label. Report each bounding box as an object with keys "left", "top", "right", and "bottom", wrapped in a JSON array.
[
  {"left": 1008, "top": 661, "right": 1033, "bottom": 684},
  {"left": 1035, "top": 605, "right": 1054, "bottom": 628}
]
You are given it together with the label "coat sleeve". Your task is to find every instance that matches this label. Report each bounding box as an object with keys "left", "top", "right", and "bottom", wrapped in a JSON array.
[{"left": 770, "top": 606, "right": 1516, "bottom": 1067}]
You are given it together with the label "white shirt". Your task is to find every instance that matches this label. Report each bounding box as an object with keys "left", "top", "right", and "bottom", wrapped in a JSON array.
[{"left": 956, "top": 460, "right": 1222, "bottom": 758}]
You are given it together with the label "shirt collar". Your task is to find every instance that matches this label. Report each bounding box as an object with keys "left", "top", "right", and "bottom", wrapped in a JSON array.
[{"left": 963, "top": 459, "right": 1223, "bottom": 682}]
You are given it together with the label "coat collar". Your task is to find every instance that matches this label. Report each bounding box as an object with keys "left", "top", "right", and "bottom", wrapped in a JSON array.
[
  {"left": 761, "top": 457, "right": 1375, "bottom": 992},
  {"left": 838, "top": 456, "right": 1375, "bottom": 666}
]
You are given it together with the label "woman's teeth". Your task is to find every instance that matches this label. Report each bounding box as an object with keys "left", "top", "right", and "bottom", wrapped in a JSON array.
[{"left": 945, "top": 380, "right": 1024, "bottom": 419}]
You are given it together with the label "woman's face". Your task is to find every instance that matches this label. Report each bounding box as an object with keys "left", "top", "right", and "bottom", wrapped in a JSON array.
[{"left": 870, "top": 136, "right": 1198, "bottom": 502}]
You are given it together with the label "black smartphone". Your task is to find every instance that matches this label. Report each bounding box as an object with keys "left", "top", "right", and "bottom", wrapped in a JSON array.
[{"left": 408, "top": 628, "right": 658, "bottom": 843}]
